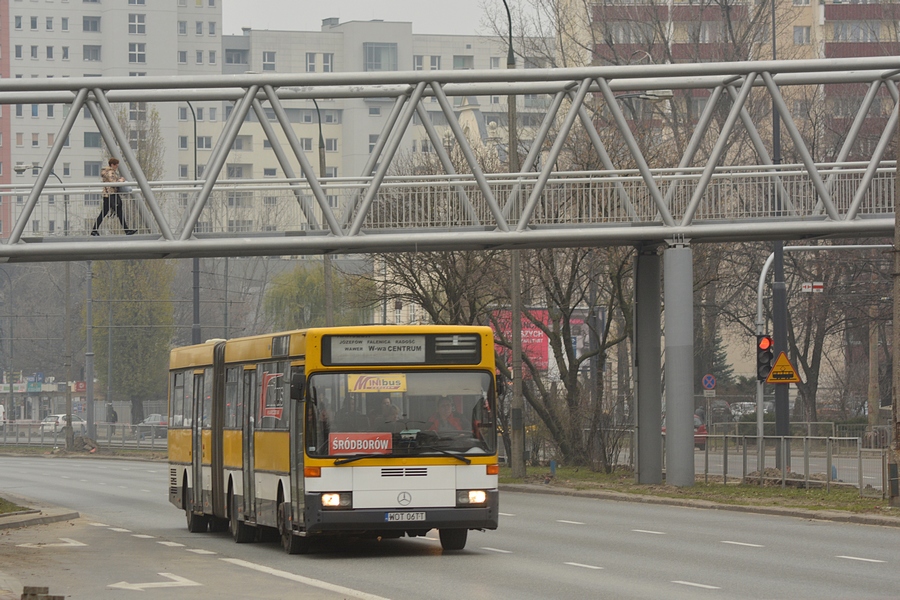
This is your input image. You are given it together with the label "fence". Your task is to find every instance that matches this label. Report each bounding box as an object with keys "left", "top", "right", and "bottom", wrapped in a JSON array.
[{"left": 0, "top": 420, "right": 168, "bottom": 451}]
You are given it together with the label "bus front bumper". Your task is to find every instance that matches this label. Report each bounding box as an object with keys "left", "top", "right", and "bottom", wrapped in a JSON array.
[{"left": 302, "top": 490, "right": 499, "bottom": 535}]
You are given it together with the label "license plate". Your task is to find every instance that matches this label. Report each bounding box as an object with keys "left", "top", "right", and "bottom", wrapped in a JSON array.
[{"left": 385, "top": 512, "right": 426, "bottom": 522}]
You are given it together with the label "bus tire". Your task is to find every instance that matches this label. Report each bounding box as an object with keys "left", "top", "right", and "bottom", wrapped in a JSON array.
[
  {"left": 439, "top": 528, "right": 467, "bottom": 551},
  {"left": 229, "top": 489, "right": 254, "bottom": 543},
  {"left": 279, "top": 499, "right": 309, "bottom": 555}
]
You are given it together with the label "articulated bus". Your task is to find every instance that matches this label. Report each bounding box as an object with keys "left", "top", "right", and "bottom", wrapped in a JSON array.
[{"left": 168, "top": 325, "right": 500, "bottom": 553}]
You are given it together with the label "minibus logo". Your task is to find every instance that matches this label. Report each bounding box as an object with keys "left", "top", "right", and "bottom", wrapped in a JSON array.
[{"left": 347, "top": 373, "right": 407, "bottom": 393}]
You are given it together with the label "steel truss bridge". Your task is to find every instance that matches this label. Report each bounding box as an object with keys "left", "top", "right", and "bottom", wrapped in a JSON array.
[{"left": 0, "top": 55, "right": 897, "bottom": 263}]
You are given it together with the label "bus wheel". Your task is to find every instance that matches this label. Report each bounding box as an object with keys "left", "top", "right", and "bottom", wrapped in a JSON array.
[
  {"left": 279, "top": 500, "right": 309, "bottom": 555},
  {"left": 229, "top": 490, "right": 254, "bottom": 543},
  {"left": 185, "top": 504, "right": 208, "bottom": 533},
  {"left": 439, "top": 528, "right": 467, "bottom": 551}
]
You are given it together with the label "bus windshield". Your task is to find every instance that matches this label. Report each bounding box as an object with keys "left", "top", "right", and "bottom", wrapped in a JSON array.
[{"left": 305, "top": 370, "right": 496, "bottom": 459}]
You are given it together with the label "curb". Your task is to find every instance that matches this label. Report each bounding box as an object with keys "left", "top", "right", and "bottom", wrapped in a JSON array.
[
  {"left": 500, "top": 483, "right": 900, "bottom": 528},
  {"left": 0, "top": 492, "right": 80, "bottom": 531}
]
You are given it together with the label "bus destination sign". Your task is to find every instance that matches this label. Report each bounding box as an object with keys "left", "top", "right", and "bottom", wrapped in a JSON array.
[{"left": 330, "top": 335, "right": 426, "bottom": 364}]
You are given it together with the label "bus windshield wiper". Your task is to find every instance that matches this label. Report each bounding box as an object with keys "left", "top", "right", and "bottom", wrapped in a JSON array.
[
  {"left": 417, "top": 446, "right": 472, "bottom": 464},
  {"left": 333, "top": 453, "right": 389, "bottom": 466}
]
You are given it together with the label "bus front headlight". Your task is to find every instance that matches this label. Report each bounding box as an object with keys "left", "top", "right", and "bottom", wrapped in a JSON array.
[
  {"left": 321, "top": 493, "right": 352, "bottom": 509},
  {"left": 457, "top": 490, "right": 487, "bottom": 506}
]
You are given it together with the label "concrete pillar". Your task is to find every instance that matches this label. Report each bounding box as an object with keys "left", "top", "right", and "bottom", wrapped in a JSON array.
[
  {"left": 635, "top": 245, "right": 662, "bottom": 484},
  {"left": 664, "top": 242, "right": 695, "bottom": 486}
]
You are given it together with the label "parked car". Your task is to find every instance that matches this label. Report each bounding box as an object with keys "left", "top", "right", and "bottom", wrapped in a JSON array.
[
  {"left": 40, "top": 414, "right": 86, "bottom": 435},
  {"left": 661, "top": 415, "right": 708, "bottom": 451},
  {"left": 135, "top": 414, "right": 168, "bottom": 439}
]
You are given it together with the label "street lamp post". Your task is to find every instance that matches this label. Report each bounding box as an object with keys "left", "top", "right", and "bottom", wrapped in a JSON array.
[
  {"left": 85, "top": 262, "right": 95, "bottom": 439},
  {"left": 313, "top": 99, "right": 335, "bottom": 327},
  {"left": 187, "top": 101, "right": 201, "bottom": 345},
  {"left": 14, "top": 164, "right": 74, "bottom": 448},
  {"left": 0, "top": 269, "right": 12, "bottom": 428}
]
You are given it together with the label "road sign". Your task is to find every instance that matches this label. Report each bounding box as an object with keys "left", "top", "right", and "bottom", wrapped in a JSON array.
[
  {"left": 813, "top": 281, "right": 824, "bottom": 292},
  {"left": 765, "top": 352, "right": 801, "bottom": 384},
  {"left": 801, "top": 282, "right": 812, "bottom": 293},
  {"left": 701, "top": 374, "right": 716, "bottom": 390},
  {"left": 703, "top": 389, "right": 716, "bottom": 397}
]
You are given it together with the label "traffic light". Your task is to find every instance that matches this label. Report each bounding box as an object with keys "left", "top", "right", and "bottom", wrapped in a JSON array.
[{"left": 756, "top": 335, "right": 775, "bottom": 381}]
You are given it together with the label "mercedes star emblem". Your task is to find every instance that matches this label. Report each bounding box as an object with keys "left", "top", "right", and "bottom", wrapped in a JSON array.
[{"left": 397, "top": 491, "right": 412, "bottom": 506}]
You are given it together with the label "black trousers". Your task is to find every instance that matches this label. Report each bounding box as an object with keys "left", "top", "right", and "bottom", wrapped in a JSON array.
[{"left": 93, "top": 194, "right": 130, "bottom": 231}]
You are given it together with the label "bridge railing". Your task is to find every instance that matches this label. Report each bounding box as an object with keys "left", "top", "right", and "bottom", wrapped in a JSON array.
[{"left": 1, "top": 161, "right": 893, "bottom": 238}]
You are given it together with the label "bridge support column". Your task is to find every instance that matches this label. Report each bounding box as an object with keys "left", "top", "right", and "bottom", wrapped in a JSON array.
[
  {"left": 664, "top": 241, "right": 695, "bottom": 486},
  {"left": 635, "top": 245, "right": 662, "bottom": 484}
]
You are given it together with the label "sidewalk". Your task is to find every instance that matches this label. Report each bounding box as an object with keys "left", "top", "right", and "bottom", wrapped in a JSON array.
[
  {"left": 500, "top": 483, "right": 900, "bottom": 528},
  {"left": 0, "top": 492, "right": 79, "bottom": 600}
]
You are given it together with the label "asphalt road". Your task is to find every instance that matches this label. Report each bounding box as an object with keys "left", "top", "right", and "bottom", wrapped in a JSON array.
[{"left": 1, "top": 456, "right": 899, "bottom": 599}]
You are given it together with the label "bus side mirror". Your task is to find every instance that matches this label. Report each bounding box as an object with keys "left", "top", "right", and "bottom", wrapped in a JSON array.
[{"left": 290, "top": 371, "right": 306, "bottom": 402}]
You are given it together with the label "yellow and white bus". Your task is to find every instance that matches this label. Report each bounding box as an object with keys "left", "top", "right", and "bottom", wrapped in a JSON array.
[{"left": 168, "top": 325, "right": 500, "bottom": 553}]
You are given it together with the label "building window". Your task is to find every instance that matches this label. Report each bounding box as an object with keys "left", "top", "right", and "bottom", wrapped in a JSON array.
[
  {"left": 196, "top": 50, "right": 203, "bottom": 64},
  {"left": 325, "top": 138, "right": 338, "bottom": 152},
  {"left": 369, "top": 134, "right": 379, "bottom": 153},
  {"left": 47, "top": 105, "right": 54, "bottom": 118},
  {"left": 793, "top": 0, "right": 810, "bottom": 4},
  {"left": 793, "top": 26, "right": 811, "bottom": 45},
  {"left": 14, "top": 16, "right": 22, "bottom": 30},
  {"left": 32, "top": 133, "right": 39, "bottom": 147},
  {"left": 491, "top": 57, "right": 501, "bottom": 69},
  {"left": 129, "top": 14, "right": 146, "bottom": 34},
  {"left": 62, "top": 47, "right": 69, "bottom": 60},
  {"left": 46, "top": 17, "right": 53, "bottom": 30},
  {"left": 84, "top": 161, "right": 102, "bottom": 178},
  {"left": 129, "top": 0, "right": 147, "bottom": 4},
  {"left": 31, "top": 46, "right": 38, "bottom": 59},
  {"left": 178, "top": 21, "right": 187, "bottom": 35},
  {"left": 197, "top": 136, "right": 213, "bottom": 149},
  {"left": 196, "top": 21, "right": 203, "bottom": 35},
  {"left": 363, "top": 42, "right": 398, "bottom": 72},
  {"left": 46, "top": 46, "right": 54, "bottom": 60},
  {"left": 15, "top": 105, "right": 22, "bottom": 118},
  {"left": 62, "top": 163, "right": 70, "bottom": 176},
  {"left": 225, "top": 49, "right": 247, "bottom": 65},
  {"left": 31, "top": 104, "right": 38, "bottom": 117},
  {"left": 14, "top": 46, "right": 22, "bottom": 60},
  {"left": 453, "top": 55, "right": 474, "bottom": 70},
  {"left": 84, "top": 132, "right": 102, "bottom": 148},
  {"left": 129, "top": 102, "right": 147, "bottom": 121},
  {"left": 430, "top": 55, "right": 441, "bottom": 70},
  {"left": 262, "top": 51, "right": 276, "bottom": 71},
  {"left": 129, "top": 43, "right": 146, "bottom": 63},
  {"left": 414, "top": 55, "right": 423, "bottom": 70},
  {"left": 323, "top": 53, "right": 333, "bottom": 72},
  {"left": 208, "top": 22, "right": 216, "bottom": 36},
  {"left": 209, "top": 107, "right": 217, "bottom": 121},
  {"left": 83, "top": 45, "right": 102, "bottom": 61},
  {"left": 61, "top": 18, "right": 69, "bottom": 32},
  {"left": 178, "top": 136, "right": 188, "bottom": 149},
  {"left": 30, "top": 16, "right": 38, "bottom": 30},
  {"left": 179, "top": 107, "right": 188, "bottom": 121},
  {"left": 369, "top": 107, "right": 381, "bottom": 116},
  {"left": 209, "top": 50, "right": 216, "bottom": 64},
  {"left": 306, "top": 52, "right": 316, "bottom": 72},
  {"left": 263, "top": 168, "right": 276, "bottom": 177},
  {"left": 833, "top": 21, "right": 880, "bottom": 43},
  {"left": 226, "top": 165, "right": 245, "bottom": 179},
  {"left": 179, "top": 164, "right": 189, "bottom": 178},
  {"left": 325, "top": 167, "right": 338, "bottom": 178},
  {"left": 178, "top": 51, "right": 187, "bottom": 64},
  {"left": 300, "top": 138, "right": 312, "bottom": 151},
  {"left": 83, "top": 16, "right": 101, "bottom": 32}
]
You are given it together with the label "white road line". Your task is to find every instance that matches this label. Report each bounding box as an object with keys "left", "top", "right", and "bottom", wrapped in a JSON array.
[
  {"left": 118, "top": 486, "right": 127, "bottom": 489},
  {"left": 632, "top": 529, "right": 665, "bottom": 535},
  {"left": 109, "top": 528, "right": 131, "bottom": 533},
  {"left": 673, "top": 581, "right": 720, "bottom": 590},
  {"left": 557, "top": 520, "right": 585, "bottom": 525},
  {"left": 498, "top": 512, "right": 515, "bottom": 517},
  {"left": 132, "top": 534, "right": 155, "bottom": 539},
  {"left": 157, "top": 541, "right": 185, "bottom": 547},
  {"left": 837, "top": 555, "right": 885, "bottom": 563},
  {"left": 141, "top": 489, "right": 151, "bottom": 493},
  {"left": 481, "top": 547, "right": 513, "bottom": 553},
  {"left": 721, "top": 541, "right": 764, "bottom": 548},
  {"left": 87, "top": 522, "right": 108, "bottom": 527},
  {"left": 564, "top": 562, "right": 603, "bottom": 570},
  {"left": 222, "top": 558, "right": 392, "bottom": 600},
  {"left": 186, "top": 549, "right": 217, "bottom": 555}
]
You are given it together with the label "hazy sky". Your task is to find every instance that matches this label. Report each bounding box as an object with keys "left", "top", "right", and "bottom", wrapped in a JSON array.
[{"left": 223, "top": 0, "right": 493, "bottom": 36}]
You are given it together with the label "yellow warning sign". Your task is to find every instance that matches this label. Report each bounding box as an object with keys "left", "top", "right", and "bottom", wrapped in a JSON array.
[{"left": 766, "top": 352, "right": 801, "bottom": 384}]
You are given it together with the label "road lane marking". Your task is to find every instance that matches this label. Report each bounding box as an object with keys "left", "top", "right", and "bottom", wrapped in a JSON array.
[
  {"left": 721, "top": 541, "right": 764, "bottom": 547},
  {"left": 499, "top": 512, "right": 515, "bottom": 517},
  {"left": 157, "top": 541, "right": 185, "bottom": 547},
  {"left": 565, "top": 562, "right": 603, "bottom": 570},
  {"left": 673, "top": 581, "right": 720, "bottom": 589},
  {"left": 481, "top": 547, "right": 513, "bottom": 553},
  {"left": 87, "top": 522, "right": 108, "bottom": 527},
  {"left": 141, "top": 489, "right": 151, "bottom": 493},
  {"left": 186, "top": 549, "right": 217, "bottom": 555},
  {"left": 109, "top": 573, "right": 201, "bottom": 591},
  {"left": 557, "top": 520, "right": 585, "bottom": 525},
  {"left": 222, "top": 558, "right": 392, "bottom": 600},
  {"left": 132, "top": 534, "right": 155, "bottom": 539},
  {"left": 837, "top": 555, "right": 885, "bottom": 563},
  {"left": 17, "top": 538, "right": 87, "bottom": 548},
  {"left": 632, "top": 529, "right": 665, "bottom": 535},
  {"left": 109, "top": 528, "right": 132, "bottom": 533}
]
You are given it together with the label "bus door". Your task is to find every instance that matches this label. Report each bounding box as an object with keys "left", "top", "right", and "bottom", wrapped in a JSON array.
[
  {"left": 289, "top": 363, "right": 305, "bottom": 526},
  {"left": 241, "top": 367, "right": 257, "bottom": 522},
  {"left": 190, "top": 370, "right": 206, "bottom": 513}
]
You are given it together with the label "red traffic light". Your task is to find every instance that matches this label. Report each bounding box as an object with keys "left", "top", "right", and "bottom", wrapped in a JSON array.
[{"left": 757, "top": 336, "right": 773, "bottom": 351}]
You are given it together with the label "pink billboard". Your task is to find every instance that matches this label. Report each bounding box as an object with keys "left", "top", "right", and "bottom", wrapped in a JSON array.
[{"left": 491, "top": 309, "right": 550, "bottom": 372}]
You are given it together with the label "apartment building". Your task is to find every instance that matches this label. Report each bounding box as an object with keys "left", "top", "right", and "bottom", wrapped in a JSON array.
[{"left": 1, "top": 0, "right": 222, "bottom": 237}]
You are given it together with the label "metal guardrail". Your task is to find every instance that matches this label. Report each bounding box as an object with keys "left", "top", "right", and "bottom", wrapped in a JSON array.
[{"left": 0, "top": 422, "right": 167, "bottom": 451}]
